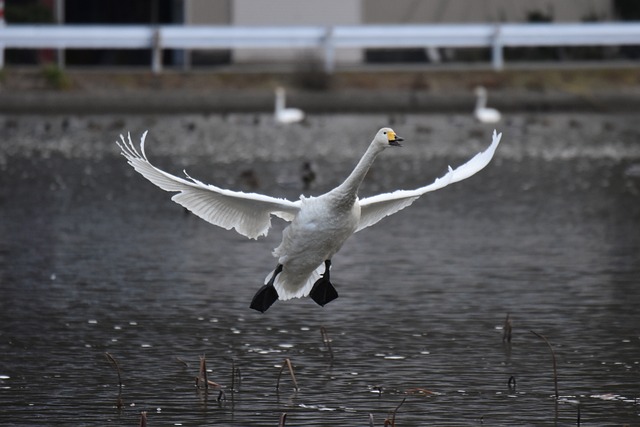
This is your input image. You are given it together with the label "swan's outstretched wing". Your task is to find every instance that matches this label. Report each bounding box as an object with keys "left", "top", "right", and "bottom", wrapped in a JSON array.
[
  {"left": 118, "top": 132, "right": 301, "bottom": 239},
  {"left": 356, "top": 130, "right": 501, "bottom": 232}
]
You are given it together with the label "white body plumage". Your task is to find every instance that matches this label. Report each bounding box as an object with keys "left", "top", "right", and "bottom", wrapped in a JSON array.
[
  {"left": 474, "top": 86, "right": 501, "bottom": 123},
  {"left": 272, "top": 193, "right": 361, "bottom": 300},
  {"left": 275, "top": 87, "right": 305, "bottom": 124}
]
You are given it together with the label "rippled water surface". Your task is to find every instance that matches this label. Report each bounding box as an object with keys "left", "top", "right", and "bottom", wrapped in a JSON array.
[{"left": 1, "top": 113, "right": 640, "bottom": 426}]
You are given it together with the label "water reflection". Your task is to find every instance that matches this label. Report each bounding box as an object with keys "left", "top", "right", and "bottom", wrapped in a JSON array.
[{"left": 1, "top": 113, "right": 639, "bottom": 425}]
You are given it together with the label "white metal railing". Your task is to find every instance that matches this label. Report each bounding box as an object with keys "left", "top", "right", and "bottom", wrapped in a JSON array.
[{"left": 1, "top": 23, "right": 639, "bottom": 72}]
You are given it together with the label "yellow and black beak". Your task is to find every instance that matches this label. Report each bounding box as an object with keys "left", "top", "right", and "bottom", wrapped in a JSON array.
[{"left": 387, "top": 131, "right": 404, "bottom": 147}]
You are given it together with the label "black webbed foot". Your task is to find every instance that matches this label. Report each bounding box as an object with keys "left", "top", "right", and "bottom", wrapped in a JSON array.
[
  {"left": 309, "top": 260, "right": 338, "bottom": 307},
  {"left": 250, "top": 264, "right": 282, "bottom": 313},
  {"left": 250, "top": 284, "right": 279, "bottom": 313},
  {"left": 309, "top": 278, "right": 338, "bottom": 307}
]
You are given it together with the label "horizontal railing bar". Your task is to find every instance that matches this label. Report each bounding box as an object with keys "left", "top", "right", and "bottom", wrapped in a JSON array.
[{"left": 1, "top": 23, "right": 639, "bottom": 72}]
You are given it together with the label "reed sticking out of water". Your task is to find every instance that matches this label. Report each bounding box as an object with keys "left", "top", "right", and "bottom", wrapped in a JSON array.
[
  {"left": 279, "top": 412, "right": 287, "bottom": 427},
  {"left": 384, "top": 397, "right": 406, "bottom": 427},
  {"left": 139, "top": 411, "right": 147, "bottom": 427},
  {"left": 195, "top": 354, "right": 221, "bottom": 390},
  {"left": 104, "top": 352, "right": 123, "bottom": 409},
  {"left": 531, "top": 330, "right": 559, "bottom": 399},
  {"left": 199, "top": 355, "right": 209, "bottom": 390},
  {"left": 405, "top": 387, "right": 436, "bottom": 396},
  {"left": 231, "top": 359, "right": 241, "bottom": 391},
  {"left": 276, "top": 358, "right": 299, "bottom": 391},
  {"left": 176, "top": 357, "right": 189, "bottom": 368},
  {"left": 502, "top": 313, "right": 512, "bottom": 343},
  {"left": 320, "top": 326, "right": 334, "bottom": 360},
  {"left": 508, "top": 375, "right": 517, "bottom": 390}
]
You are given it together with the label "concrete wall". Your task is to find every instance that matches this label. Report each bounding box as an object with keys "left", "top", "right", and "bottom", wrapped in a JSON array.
[
  {"left": 184, "top": 0, "right": 231, "bottom": 25},
  {"left": 180, "top": 0, "right": 615, "bottom": 67},
  {"left": 363, "top": 0, "right": 613, "bottom": 24},
  {"left": 231, "top": 0, "right": 362, "bottom": 65},
  {"left": 184, "top": 0, "right": 615, "bottom": 26}
]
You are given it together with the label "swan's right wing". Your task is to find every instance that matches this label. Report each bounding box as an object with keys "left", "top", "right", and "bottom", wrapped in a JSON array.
[
  {"left": 118, "top": 132, "right": 301, "bottom": 239},
  {"left": 356, "top": 130, "right": 501, "bottom": 232}
]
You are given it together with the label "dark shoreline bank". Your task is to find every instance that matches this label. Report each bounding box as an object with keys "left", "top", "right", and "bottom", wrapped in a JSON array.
[
  {"left": 1, "top": 67, "right": 640, "bottom": 114},
  {"left": 3, "top": 90, "right": 640, "bottom": 114}
]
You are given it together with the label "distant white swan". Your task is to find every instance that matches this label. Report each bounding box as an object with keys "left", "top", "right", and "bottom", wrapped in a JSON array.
[
  {"left": 474, "top": 86, "right": 501, "bottom": 123},
  {"left": 275, "top": 87, "right": 304, "bottom": 124},
  {"left": 118, "top": 128, "right": 501, "bottom": 312}
]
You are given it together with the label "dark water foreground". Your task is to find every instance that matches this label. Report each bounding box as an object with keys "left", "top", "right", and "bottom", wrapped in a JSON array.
[{"left": 1, "top": 113, "right": 639, "bottom": 426}]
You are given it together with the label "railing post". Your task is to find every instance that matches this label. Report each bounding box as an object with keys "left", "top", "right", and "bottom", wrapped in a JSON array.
[
  {"left": 491, "top": 24, "right": 504, "bottom": 71},
  {"left": 55, "top": 0, "right": 65, "bottom": 69},
  {"left": 0, "top": 0, "right": 5, "bottom": 70},
  {"left": 152, "top": 26, "right": 162, "bottom": 74},
  {"left": 323, "top": 26, "right": 335, "bottom": 74}
]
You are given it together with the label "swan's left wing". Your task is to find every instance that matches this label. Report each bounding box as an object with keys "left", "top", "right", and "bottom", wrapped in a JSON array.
[
  {"left": 118, "top": 132, "right": 301, "bottom": 239},
  {"left": 356, "top": 130, "right": 501, "bottom": 232}
]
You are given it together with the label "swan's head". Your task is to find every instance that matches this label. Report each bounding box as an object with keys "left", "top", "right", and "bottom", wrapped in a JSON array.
[
  {"left": 474, "top": 86, "right": 487, "bottom": 97},
  {"left": 375, "top": 127, "right": 403, "bottom": 148}
]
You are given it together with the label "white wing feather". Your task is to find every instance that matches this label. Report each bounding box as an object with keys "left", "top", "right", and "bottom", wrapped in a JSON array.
[
  {"left": 117, "top": 131, "right": 301, "bottom": 239},
  {"left": 356, "top": 130, "right": 502, "bottom": 232}
]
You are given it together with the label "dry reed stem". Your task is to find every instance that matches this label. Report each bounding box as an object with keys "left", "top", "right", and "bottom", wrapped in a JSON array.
[
  {"left": 194, "top": 355, "right": 221, "bottom": 390},
  {"left": 176, "top": 357, "right": 189, "bottom": 368},
  {"left": 531, "top": 330, "right": 559, "bottom": 399},
  {"left": 276, "top": 358, "right": 299, "bottom": 391},
  {"left": 502, "top": 313, "right": 512, "bottom": 343},
  {"left": 199, "top": 355, "right": 208, "bottom": 390},
  {"left": 231, "top": 359, "right": 241, "bottom": 391},
  {"left": 320, "top": 326, "right": 334, "bottom": 359},
  {"left": 577, "top": 402, "right": 581, "bottom": 426},
  {"left": 104, "top": 352, "right": 123, "bottom": 409},
  {"left": 231, "top": 359, "right": 236, "bottom": 391},
  {"left": 405, "top": 387, "right": 436, "bottom": 396},
  {"left": 384, "top": 397, "right": 406, "bottom": 426},
  {"left": 195, "top": 378, "right": 222, "bottom": 389}
]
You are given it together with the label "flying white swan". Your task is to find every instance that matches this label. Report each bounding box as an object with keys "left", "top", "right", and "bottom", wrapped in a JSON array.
[
  {"left": 275, "top": 87, "right": 304, "bottom": 124},
  {"left": 118, "top": 128, "right": 501, "bottom": 312},
  {"left": 474, "top": 86, "right": 501, "bottom": 123}
]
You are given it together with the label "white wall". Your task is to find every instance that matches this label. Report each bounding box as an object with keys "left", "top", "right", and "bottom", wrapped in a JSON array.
[
  {"left": 363, "top": 0, "right": 613, "bottom": 24},
  {"left": 231, "top": 0, "right": 362, "bottom": 65},
  {"left": 185, "top": 0, "right": 231, "bottom": 25},
  {"left": 181, "top": 0, "right": 616, "bottom": 67}
]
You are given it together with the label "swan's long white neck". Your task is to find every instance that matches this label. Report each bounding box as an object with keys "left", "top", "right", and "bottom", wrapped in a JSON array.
[
  {"left": 475, "top": 92, "right": 487, "bottom": 110},
  {"left": 275, "top": 91, "right": 285, "bottom": 113},
  {"left": 331, "top": 139, "right": 385, "bottom": 203}
]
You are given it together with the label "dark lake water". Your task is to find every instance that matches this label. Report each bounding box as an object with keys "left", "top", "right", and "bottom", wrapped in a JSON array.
[{"left": 1, "top": 113, "right": 640, "bottom": 426}]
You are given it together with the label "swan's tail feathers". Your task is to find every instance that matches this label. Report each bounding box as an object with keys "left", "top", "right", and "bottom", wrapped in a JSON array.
[{"left": 266, "top": 265, "right": 324, "bottom": 301}]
